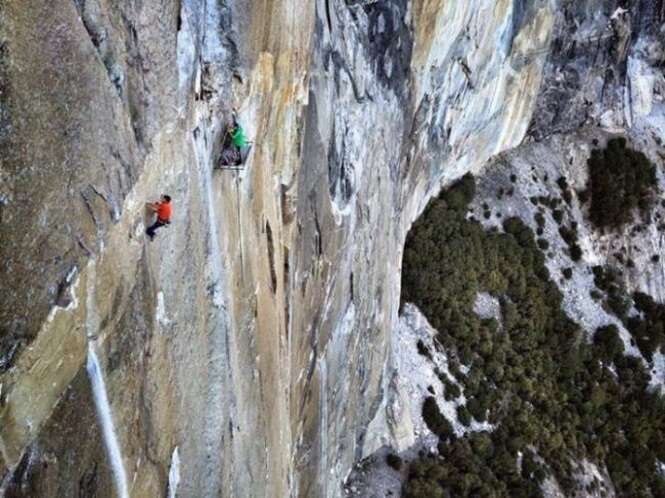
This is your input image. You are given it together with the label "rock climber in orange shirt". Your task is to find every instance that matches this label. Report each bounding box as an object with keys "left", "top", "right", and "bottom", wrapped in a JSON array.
[{"left": 145, "top": 194, "right": 172, "bottom": 241}]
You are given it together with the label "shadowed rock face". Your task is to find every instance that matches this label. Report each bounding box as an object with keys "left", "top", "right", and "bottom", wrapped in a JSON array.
[
  {"left": 0, "top": 0, "right": 178, "bottom": 370},
  {"left": 0, "top": 1, "right": 662, "bottom": 498}
]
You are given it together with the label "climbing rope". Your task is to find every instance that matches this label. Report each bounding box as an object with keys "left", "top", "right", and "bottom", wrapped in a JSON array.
[{"left": 233, "top": 168, "right": 246, "bottom": 283}]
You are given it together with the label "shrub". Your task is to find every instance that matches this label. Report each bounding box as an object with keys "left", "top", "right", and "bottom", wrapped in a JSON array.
[
  {"left": 422, "top": 397, "right": 454, "bottom": 440},
  {"left": 403, "top": 459, "right": 448, "bottom": 498},
  {"left": 593, "top": 324, "right": 624, "bottom": 362},
  {"left": 558, "top": 225, "right": 582, "bottom": 261},
  {"left": 442, "top": 378, "right": 461, "bottom": 400},
  {"left": 442, "top": 173, "right": 476, "bottom": 210},
  {"left": 626, "top": 292, "right": 665, "bottom": 360},
  {"left": 587, "top": 138, "right": 657, "bottom": 229},
  {"left": 552, "top": 209, "right": 564, "bottom": 224},
  {"left": 592, "top": 265, "right": 631, "bottom": 320},
  {"left": 534, "top": 212, "right": 546, "bottom": 228},
  {"left": 416, "top": 340, "right": 432, "bottom": 360},
  {"left": 457, "top": 405, "right": 472, "bottom": 426},
  {"left": 557, "top": 177, "right": 573, "bottom": 204},
  {"left": 569, "top": 244, "right": 583, "bottom": 261},
  {"left": 386, "top": 453, "right": 403, "bottom": 471}
]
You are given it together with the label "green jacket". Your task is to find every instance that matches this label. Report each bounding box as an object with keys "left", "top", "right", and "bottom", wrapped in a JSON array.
[{"left": 231, "top": 125, "right": 247, "bottom": 147}]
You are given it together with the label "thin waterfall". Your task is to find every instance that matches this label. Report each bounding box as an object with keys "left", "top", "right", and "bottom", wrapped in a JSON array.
[
  {"left": 87, "top": 343, "right": 130, "bottom": 498},
  {"left": 168, "top": 447, "right": 181, "bottom": 498}
]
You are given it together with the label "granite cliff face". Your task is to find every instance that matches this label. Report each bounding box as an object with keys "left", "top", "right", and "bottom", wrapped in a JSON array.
[{"left": 0, "top": 1, "right": 663, "bottom": 497}]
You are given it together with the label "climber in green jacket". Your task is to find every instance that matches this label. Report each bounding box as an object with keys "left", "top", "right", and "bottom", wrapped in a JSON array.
[
  {"left": 230, "top": 123, "right": 247, "bottom": 148},
  {"left": 219, "top": 120, "right": 250, "bottom": 167}
]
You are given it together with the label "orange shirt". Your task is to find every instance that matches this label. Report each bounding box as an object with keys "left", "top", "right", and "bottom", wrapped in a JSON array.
[{"left": 157, "top": 201, "right": 172, "bottom": 222}]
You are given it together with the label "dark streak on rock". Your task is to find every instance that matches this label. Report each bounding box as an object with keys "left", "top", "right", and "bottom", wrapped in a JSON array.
[
  {"left": 362, "top": 0, "right": 413, "bottom": 97},
  {"left": 0, "top": 334, "right": 23, "bottom": 374},
  {"left": 2, "top": 443, "right": 38, "bottom": 495},
  {"left": 457, "top": 57, "right": 475, "bottom": 90},
  {"left": 325, "top": 0, "right": 334, "bottom": 33},
  {"left": 0, "top": 38, "right": 11, "bottom": 146},
  {"left": 313, "top": 207, "right": 323, "bottom": 257},
  {"left": 326, "top": 50, "right": 373, "bottom": 104},
  {"left": 266, "top": 220, "right": 277, "bottom": 294},
  {"left": 80, "top": 189, "right": 101, "bottom": 231},
  {"left": 299, "top": 319, "right": 320, "bottom": 418},
  {"left": 283, "top": 245, "right": 290, "bottom": 341},
  {"left": 350, "top": 272, "right": 355, "bottom": 302},
  {"left": 176, "top": 0, "right": 183, "bottom": 32},
  {"left": 77, "top": 236, "right": 94, "bottom": 257},
  {"left": 327, "top": 122, "right": 355, "bottom": 209}
]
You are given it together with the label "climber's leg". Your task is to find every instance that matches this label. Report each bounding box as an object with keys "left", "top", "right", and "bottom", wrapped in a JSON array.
[
  {"left": 146, "top": 220, "right": 166, "bottom": 240},
  {"left": 219, "top": 147, "right": 241, "bottom": 167}
]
